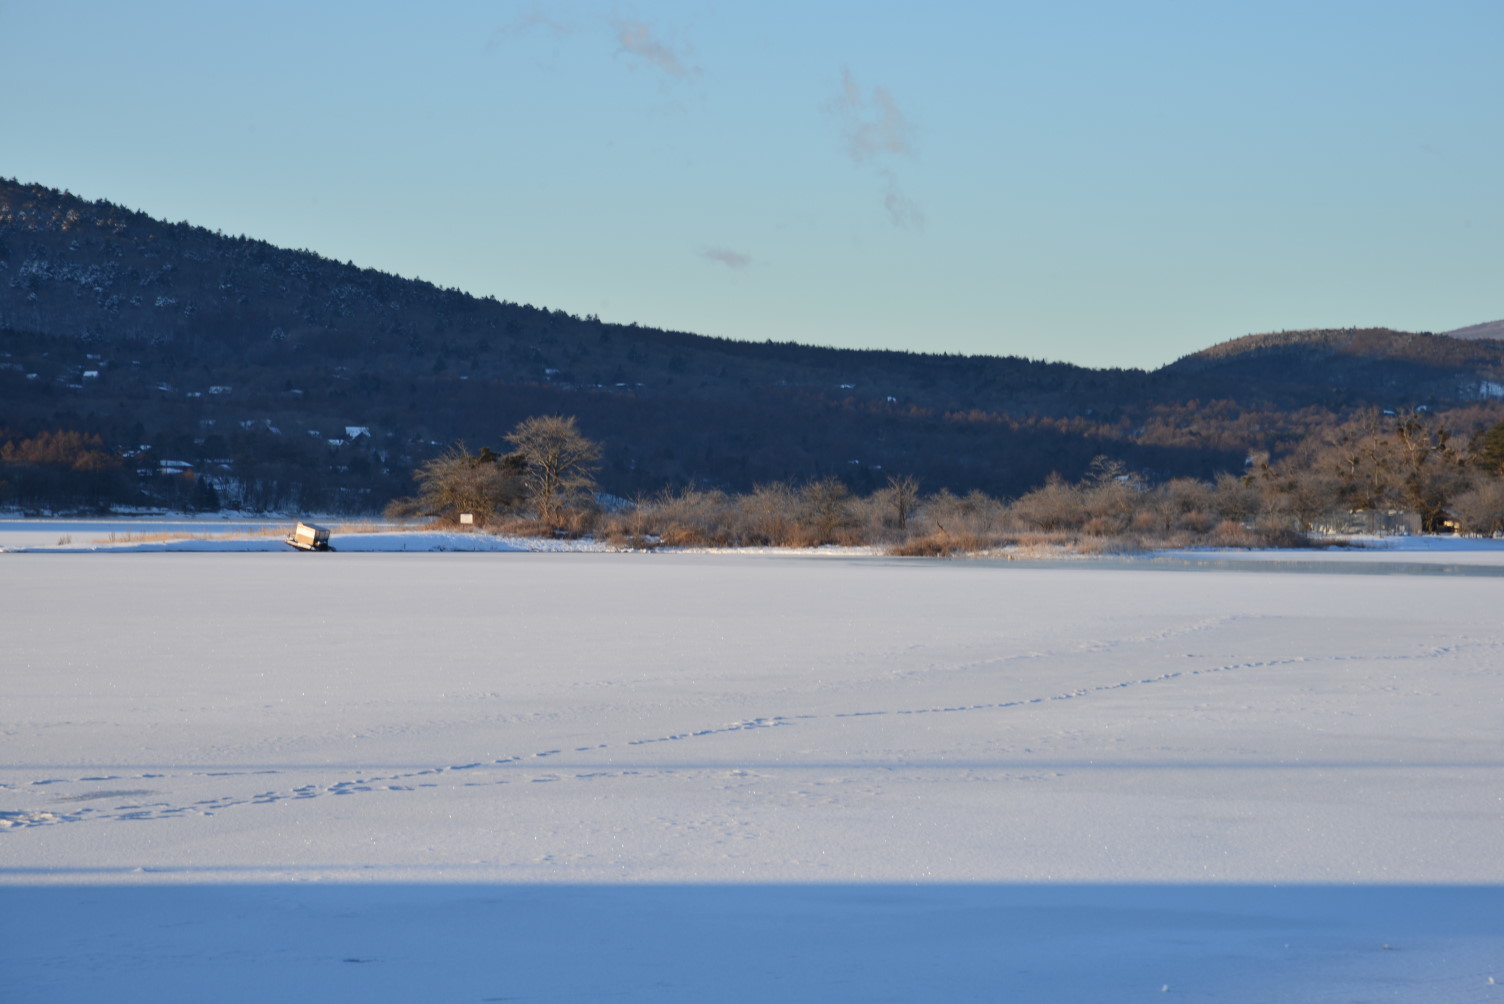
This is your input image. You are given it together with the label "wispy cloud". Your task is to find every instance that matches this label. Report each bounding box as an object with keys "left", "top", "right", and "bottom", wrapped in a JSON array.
[
  {"left": 700, "top": 246, "right": 753, "bottom": 270},
  {"left": 611, "top": 18, "right": 701, "bottom": 80},
  {"left": 485, "top": 7, "right": 575, "bottom": 52},
  {"left": 487, "top": 9, "right": 701, "bottom": 86},
  {"left": 881, "top": 173, "right": 926, "bottom": 232},
  {"left": 827, "top": 69, "right": 916, "bottom": 164},
  {"left": 824, "top": 68, "right": 925, "bottom": 231}
]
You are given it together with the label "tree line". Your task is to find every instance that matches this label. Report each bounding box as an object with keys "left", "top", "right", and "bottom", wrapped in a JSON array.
[{"left": 397, "top": 410, "right": 1504, "bottom": 553}]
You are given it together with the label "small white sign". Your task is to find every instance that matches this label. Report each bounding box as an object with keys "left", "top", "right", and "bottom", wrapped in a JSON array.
[{"left": 459, "top": 513, "right": 474, "bottom": 525}]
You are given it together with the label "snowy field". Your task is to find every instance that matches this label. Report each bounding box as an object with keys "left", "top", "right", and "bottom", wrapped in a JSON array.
[{"left": 4, "top": 534, "right": 1504, "bottom": 1001}]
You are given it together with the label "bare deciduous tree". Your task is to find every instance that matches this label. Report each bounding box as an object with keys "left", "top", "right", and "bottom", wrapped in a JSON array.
[
  {"left": 876, "top": 474, "right": 921, "bottom": 531},
  {"left": 1323, "top": 410, "right": 1475, "bottom": 533},
  {"left": 506, "top": 415, "right": 603, "bottom": 525}
]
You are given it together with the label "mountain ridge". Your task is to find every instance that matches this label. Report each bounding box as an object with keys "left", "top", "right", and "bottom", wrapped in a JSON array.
[
  {"left": 3, "top": 177, "right": 1502, "bottom": 512},
  {"left": 1444, "top": 319, "right": 1504, "bottom": 342}
]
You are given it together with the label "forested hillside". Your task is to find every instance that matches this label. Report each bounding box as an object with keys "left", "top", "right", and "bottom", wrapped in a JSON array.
[{"left": 3, "top": 178, "right": 1502, "bottom": 513}]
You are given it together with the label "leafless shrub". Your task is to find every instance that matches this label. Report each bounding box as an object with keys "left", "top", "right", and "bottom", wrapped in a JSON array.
[
  {"left": 1009, "top": 475, "right": 1086, "bottom": 532},
  {"left": 490, "top": 507, "right": 599, "bottom": 539},
  {"left": 383, "top": 495, "right": 424, "bottom": 518},
  {"left": 916, "top": 489, "right": 1007, "bottom": 537},
  {"left": 1210, "top": 472, "right": 1261, "bottom": 523},
  {"left": 598, "top": 525, "right": 657, "bottom": 550},
  {"left": 1073, "top": 458, "right": 1143, "bottom": 536},
  {"left": 403, "top": 443, "right": 527, "bottom": 527},
  {"left": 1263, "top": 525, "right": 1311, "bottom": 547},
  {"left": 891, "top": 529, "right": 1007, "bottom": 557},
  {"left": 1450, "top": 479, "right": 1504, "bottom": 536},
  {"left": 848, "top": 492, "right": 895, "bottom": 544},
  {"left": 795, "top": 477, "right": 857, "bottom": 545},
  {"left": 1073, "top": 533, "right": 1148, "bottom": 556},
  {"left": 737, "top": 482, "right": 800, "bottom": 545},
  {"left": 1178, "top": 510, "right": 1217, "bottom": 534},
  {"left": 575, "top": 464, "right": 1329, "bottom": 556},
  {"left": 555, "top": 507, "right": 600, "bottom": 538},
  {"left": 1081, "top": 514, "right": 1126, "bottom": 537},
  {"left": 598, "top": 494, "right": 660, "bottom": 549},
  {"left": 1204, "top": 520, "right": 1263, "bottom": 548},
  {"left": 1153, "top": 478, "right": 1218, "bottom": 534},
  {"left": 490, "top": 515, "right": 557, "bottom": 538},
  {"left": 644, "top": 487, "right": 740, "bottom": 547}
]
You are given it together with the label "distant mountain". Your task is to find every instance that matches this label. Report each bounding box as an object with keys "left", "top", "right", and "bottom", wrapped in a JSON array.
[
  {"left": 1162, "top": 327, "right": 1504, "bottom": 406},
  {"left": 1445, "top": 320, "right": 1504, "bottom": 342},
  {"left": 4, "top": 178, "right": 1503, "bottom": 512}
]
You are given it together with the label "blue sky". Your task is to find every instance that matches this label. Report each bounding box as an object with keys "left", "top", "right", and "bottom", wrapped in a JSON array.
[{"left": 4, "top": 1, "right": 1500, "bottom": 368}]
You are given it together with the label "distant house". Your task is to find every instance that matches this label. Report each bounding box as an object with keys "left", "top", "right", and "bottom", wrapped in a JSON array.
[
  {"left": 1311, "top": 510, "right": 1421, "bottom": 536},
  {"left": 344, "top": 426, "right": 370, "bottom": 440}
]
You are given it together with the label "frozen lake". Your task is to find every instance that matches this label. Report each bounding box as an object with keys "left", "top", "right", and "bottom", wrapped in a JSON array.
[{"left": 3, "top": 549, "right": 1503, "bottom": 1000}]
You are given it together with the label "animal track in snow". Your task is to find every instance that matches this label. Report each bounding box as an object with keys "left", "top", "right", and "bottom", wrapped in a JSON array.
[{"left": 2, "top": 641, "right": 1483, "bottom": 831}]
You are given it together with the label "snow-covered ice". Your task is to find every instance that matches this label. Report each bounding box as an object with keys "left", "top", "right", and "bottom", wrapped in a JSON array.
[{"left": 3, "top": 543, "right": 1503, "bottom": 1001}]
